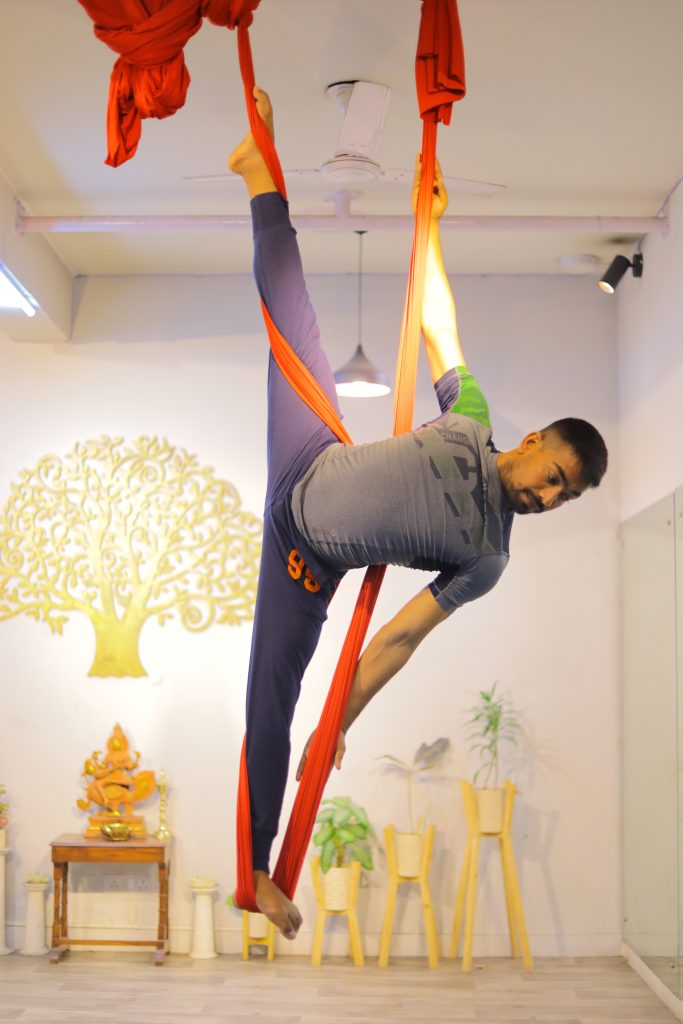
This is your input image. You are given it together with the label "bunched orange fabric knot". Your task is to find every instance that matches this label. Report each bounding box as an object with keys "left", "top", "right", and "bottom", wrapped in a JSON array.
[
  {"left": 416, "top": 0, "right": 466, "bottom": 124},
  {"left": 77, "top": 0, "right": 260, "bottom": 166}
]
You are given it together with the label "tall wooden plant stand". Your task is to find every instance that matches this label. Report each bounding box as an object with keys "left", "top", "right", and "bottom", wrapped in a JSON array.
[
  {"left": 449, "top": 780, "right": 533, "bottom": 972},
  {"left": 310, "top": 857, "right": 363, "bottom": 966},
  {"left": 379, "top": 825, "right": 440, "bottom": 968}
]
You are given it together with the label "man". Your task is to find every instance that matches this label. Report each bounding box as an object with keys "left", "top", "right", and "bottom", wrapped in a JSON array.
[{"left": 228, "top": 87, "right": 607, "bottom": 940}]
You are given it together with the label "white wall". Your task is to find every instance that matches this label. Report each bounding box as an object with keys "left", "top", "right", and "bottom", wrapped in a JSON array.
[
  {"left": 619, "top": 183, "right": 683, "bottom": 519},
  {"left": 0, "top": 264, "right": 619, "bottom": 958}
]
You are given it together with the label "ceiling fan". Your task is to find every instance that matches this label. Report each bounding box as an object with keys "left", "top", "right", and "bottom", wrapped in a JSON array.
[{"left": 184, "top": 80, "right": 506, "bottom": 198}]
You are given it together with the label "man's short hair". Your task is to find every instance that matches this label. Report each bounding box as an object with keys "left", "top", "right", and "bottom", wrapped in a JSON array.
[{"left": 541, "top": 418, "right": 608, "bottom": 488}]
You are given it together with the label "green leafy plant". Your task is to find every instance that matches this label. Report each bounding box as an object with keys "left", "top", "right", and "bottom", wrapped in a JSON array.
[
  {"left": 464, "top": 683, "right": 520, "bottom": 788},
  {"left": 312, "top": 796, "right": 376, "bottom": 874},
  {"left": 376, "top": 738, "right": 450, "bottom": 832}
]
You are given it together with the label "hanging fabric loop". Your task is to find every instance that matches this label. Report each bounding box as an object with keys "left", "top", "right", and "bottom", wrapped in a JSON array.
[{"left": 77, "top": 0, "right": 261, "bottom": 166}]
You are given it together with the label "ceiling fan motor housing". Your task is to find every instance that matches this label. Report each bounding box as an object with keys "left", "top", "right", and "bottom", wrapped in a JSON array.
[{"left": 320, "top": 156, "right": 382, "bottom": 183}]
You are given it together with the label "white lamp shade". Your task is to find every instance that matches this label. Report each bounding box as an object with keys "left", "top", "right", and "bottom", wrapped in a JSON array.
[{"left": 334, "top": 344, "right": 391, "bottom": 398}]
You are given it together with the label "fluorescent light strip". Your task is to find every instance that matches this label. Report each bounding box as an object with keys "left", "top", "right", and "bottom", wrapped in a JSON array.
[{"left": 0, "top": 263, "right": 37, "bottom": 317}]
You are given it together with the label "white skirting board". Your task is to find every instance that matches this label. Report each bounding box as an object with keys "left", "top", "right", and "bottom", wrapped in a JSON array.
[{"left": 623, "top": 942, "right": 683, "bottom": 1022}]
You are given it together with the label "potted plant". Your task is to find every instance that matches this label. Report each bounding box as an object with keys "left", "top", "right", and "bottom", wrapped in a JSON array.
[
  {"left": 376, "top": 738, "right": 450, "bottom": 876},
  {"left": 312, "top": 796, "right": 375, "bottom": 910},
  {"left": 463, "top": 682, "right": 520, "bottom": 833}
]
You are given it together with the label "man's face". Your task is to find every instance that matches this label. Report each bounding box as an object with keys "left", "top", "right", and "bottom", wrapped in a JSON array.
[{"left": 500, "top": 432, "right": 587, "bottom": 515}]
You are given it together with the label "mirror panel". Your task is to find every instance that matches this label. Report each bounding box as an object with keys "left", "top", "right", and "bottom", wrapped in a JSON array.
[{"left": 622, "top": 493, "right": 678, "bottom": 995}]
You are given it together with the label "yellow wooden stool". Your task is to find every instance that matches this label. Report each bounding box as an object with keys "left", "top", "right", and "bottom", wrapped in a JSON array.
[
  {"left": 449, "top": 779, "right": 533, "bottom": 972},
  {"left": 241, "top": 910, "right": 276, "bottom": 960},
  {"left": 379, "top": 824, "right": 440, "bottom": 968},
  {"left": 310, "top": 857, "right": 364, "bottom": 966}
]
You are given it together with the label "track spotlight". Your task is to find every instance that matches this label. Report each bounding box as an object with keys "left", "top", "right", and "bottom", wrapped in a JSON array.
[{"left": 598, "top": 253, "right": 643, "bottom": 294}]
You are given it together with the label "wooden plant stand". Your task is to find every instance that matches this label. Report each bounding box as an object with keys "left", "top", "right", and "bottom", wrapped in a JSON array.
[
  {"left": 310, "top": 857, "right": 363, "bottom": 966},
  {"left": 379, "top": 824, "right": 440, "bottom": 968},
  {"left": 49, "top": 833, "right": 170, "bottom": 966},
  {"left": 449, "top": 780, "right": 533, "bottom": 972},
  {"left": 241, "top": 911, "right": 276, "bottom": 960}
]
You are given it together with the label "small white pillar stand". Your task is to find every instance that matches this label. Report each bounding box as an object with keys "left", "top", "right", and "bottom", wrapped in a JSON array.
[
  {"left": 189, "top": 878, "right": 218, "bottom": 959},
  {"left": 0, "top": 838, "right": 12, "bottom": 955},
  {"left": 20, "top": 875, "right": 50, "bottom": 956}
]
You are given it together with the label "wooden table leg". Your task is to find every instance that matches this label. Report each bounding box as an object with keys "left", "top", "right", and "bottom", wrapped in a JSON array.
[
  {"left": 155, "top": 861, "right": 168, "bottom": 966},
  {"left": 49, "top": 861, "right": 69, "bottom": 963},
  {"left": 49, "top": 862, "right": 63, "bottom": 963}
]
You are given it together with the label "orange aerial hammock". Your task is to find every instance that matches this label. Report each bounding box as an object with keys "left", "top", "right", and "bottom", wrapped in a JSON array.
[{"left": 76, "top": 0, "right": 465, "bottom": 911}]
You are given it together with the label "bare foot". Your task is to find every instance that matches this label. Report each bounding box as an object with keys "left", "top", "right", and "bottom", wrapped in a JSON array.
[
  {"left": 254, "top": 870, "right": 302, "bottom": 940},
  {"left": 227, "top": 85, "right": 275, "bottom": 179}
]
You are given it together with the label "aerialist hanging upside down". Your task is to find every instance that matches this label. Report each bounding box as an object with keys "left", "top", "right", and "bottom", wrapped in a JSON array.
[{"left": 228, "top": 86, "right": 608, "bottom": 940}]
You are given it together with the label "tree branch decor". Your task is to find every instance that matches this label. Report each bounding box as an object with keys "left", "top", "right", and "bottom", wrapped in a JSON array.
[{"left": 0, "top": 436, "right": 262, "bottom": 676}]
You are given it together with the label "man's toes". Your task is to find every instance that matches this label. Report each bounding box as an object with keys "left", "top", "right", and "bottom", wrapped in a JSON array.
[{"left": 287, "top": 909, "right": 301, "bottom": 936}]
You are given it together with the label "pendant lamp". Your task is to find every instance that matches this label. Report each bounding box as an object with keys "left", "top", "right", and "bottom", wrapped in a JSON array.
[{"left": 334, "top": 231, "right": 391, "bottom": 398}]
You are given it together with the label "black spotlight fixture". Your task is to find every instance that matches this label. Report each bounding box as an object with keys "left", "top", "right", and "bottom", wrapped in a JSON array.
[{"left": 599, "top": 253, "right": 644, "bottom": 294}]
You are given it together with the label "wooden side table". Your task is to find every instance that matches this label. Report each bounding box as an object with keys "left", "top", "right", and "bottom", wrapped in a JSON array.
[{"left": 49, "top": 833, "right": 170, "bottom": 966}]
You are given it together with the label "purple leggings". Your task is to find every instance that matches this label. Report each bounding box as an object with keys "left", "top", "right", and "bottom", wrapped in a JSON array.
[{"left": 245, "top": 192, "right": 344, "bottom": 871}]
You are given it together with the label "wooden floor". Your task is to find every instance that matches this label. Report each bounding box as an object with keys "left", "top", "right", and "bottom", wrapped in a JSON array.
[{"left": 0, "top": 953, "right": 679, "bottom": 1023}]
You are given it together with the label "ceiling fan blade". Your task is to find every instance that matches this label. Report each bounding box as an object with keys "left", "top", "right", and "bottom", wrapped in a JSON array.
[
  {"left": 334, "top": 81, "right": 390, "bottom": 162},
  {"left": 184, "top": 169, "right": 327, "bottom": 184},
  {"left": 182, "top": 173, "right": 235, "bottom": 183},
  {"left": 380, "top": 168, "right": 507, "bottom": 198},
  {"left": 285, "top": 169, "right": 324, "bottom": 179}
]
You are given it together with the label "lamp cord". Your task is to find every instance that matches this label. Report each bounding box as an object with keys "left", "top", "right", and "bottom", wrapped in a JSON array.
[{"left": 356, "top": 229, "right": 366, "bottom": 349}]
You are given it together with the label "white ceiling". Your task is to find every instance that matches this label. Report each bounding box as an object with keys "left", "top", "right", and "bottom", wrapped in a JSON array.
[{"left": 1, "top": 0, "right": 682, "bottom": 277}]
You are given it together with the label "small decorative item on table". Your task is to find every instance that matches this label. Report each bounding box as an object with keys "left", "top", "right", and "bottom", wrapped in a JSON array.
[
  {"left": 154, "top": 769, "right": 172, "bottom": 841},
  {"left": 100, "top": 820, "right": 133, "bottom": 841}
]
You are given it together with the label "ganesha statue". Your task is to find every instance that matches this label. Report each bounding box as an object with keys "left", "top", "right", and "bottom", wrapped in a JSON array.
[{"left": 77, "top": 724, "right": 156, "bottom": 837}]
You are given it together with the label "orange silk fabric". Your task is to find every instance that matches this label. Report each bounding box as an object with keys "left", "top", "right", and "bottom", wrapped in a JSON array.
[{"left": 76, "top": 0, "right": 260, "bottom": 166}]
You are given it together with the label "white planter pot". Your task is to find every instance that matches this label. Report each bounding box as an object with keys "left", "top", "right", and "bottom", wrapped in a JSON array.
[
  {"left": 323, "top": 865, "right": 351, "bottom": 911},
  {"left": 476, "top": 787, "right": 505, "bottom": 834},
  {"left": 248, "top": 912, "right": 269, "bottom": 939},
  {"left": 395, "top": 832, "right": 422, "bottom": 877}
]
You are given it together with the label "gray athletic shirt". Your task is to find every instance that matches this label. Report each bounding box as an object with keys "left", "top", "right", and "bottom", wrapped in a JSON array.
[{"left": 290, "top": 368, "right": 514, "bottom": 614}]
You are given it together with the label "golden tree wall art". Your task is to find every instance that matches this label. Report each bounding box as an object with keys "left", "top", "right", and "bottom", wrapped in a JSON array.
[{"left": 0, "top": 436, "right": 262, "bottom": 677}]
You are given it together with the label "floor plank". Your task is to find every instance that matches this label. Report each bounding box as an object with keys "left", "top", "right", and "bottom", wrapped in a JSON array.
[{"left": 0, "top": 953, "right": 678, "bottom": 1024}]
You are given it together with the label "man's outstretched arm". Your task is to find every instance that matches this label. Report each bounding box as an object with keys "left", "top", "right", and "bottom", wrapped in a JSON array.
[
  {"left": 415, "top": 156, "right": 467, "bottom": 381},
  {"left": 296, "top": 588, "right": 449, "bottom": 779}
]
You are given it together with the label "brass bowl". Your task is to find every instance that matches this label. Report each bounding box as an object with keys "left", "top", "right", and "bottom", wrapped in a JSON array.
[{"left": 101, "top": 821, "right": 132, "bottom": 842}]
